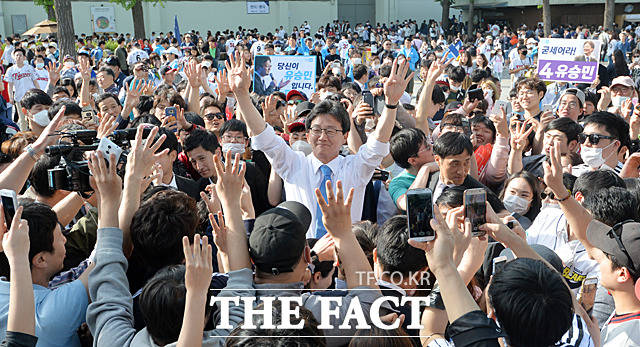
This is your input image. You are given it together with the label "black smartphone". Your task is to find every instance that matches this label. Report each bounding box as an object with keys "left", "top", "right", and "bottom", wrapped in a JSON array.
[
  {"left": 362, "top": 90, "right": 375, "bottom": 116},
  {"left": 467, "top": 88, "right": 483, "bottom": 102},
  {"left": 464, "top": 188, "right": 487, "bottom": 237},
  {"left": 0, "top": 189, "right": 18, "bottom": 228},
  {"left": 372, "top": 169, "right": 389, "bottom": 181},
  {"left": 406, "top": 188, "right": 435, "bottom": 242}
]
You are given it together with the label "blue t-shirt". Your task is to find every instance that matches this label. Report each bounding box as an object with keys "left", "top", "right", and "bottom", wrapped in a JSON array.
[{"left": 0, "top": 279, "right": 88, "bottom": 347}]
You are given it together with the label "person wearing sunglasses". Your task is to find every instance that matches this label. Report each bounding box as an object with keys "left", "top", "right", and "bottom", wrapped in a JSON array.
[
  {"left": 200, "top": 99, "right": 226, "bottom": 137},
  {"left": 573, "top": 112, "right": 628, "bottom": 177}
]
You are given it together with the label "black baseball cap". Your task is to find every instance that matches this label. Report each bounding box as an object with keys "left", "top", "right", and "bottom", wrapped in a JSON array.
[
  {"left": 249, "top": 201, "right": 311, "bottom": 275},
  {"left": 587, "top": 219, "right": 640, "bottom": 275},
  {"left": 295, "top": 101, "right": 315, "bottom": 118}
]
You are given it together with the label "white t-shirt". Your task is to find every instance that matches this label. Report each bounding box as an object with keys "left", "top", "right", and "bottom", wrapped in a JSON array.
[
  {"left": 509, "top": 55, "right": 532, "bottom": 79},
  {"left": 127, "top": 48, "right": 149, "bottom": 66},
  {"left": 226, "top": 39, "right": 237, "bottom": 54},
  {"left": 33, "top": 68, "right": 49, "bottom": 90},
  {"left": 491, "top": 24, "right": 500, "bottom": 37},
  {"left": 3, "top": 64, "right": 37, "bottom": 102},
  {"left": 250, "top": 41, "right": 266, "bottom": 57}
]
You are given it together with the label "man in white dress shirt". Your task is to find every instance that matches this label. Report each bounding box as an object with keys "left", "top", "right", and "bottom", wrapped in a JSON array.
[{"left": 225, "top": 51, "right": 413, "bottom": 237}]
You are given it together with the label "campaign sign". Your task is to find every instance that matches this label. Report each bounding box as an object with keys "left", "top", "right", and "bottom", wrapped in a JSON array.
[
  {"left": 253, "top": 55, "right": 316, "bottom": 98},
  {"left": 537, "top": 38, "right": 601, "bottom": 84}
]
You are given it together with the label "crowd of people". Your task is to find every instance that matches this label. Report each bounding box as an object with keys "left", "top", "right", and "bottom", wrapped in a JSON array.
[{"left": 0, "top": 15, "right": 637, "bottom": 347}]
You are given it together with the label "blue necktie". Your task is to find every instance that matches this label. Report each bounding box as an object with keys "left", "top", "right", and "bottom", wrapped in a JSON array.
[{"left": 315, "top": 165, "right": 333, "bottom": 238}]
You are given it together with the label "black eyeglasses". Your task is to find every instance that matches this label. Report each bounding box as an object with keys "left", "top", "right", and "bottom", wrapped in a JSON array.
[
  {"left": 577, "top": 133, "right": 614, "bottom": 145},
  {"left": 205, "top": 112, "right": 225, "bottom": 120},
  {"left": 607, "top": 219, "right": 637, "bottom": 274}
]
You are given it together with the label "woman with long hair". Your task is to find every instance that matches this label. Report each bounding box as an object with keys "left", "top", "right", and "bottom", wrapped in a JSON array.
[{"left": 607, "top": 49, "right": 630, "bottom": 80}]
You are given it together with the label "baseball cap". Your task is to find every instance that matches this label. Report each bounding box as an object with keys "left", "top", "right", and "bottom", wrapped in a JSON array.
[
  {"left": 286, "top": 90, "right": 308, "bottom": 102},
  {"left": 295, "top": 101, "right": 315, "bottom": 118},
  {"left": 249, "top": 201, "right": 312, "bottom": 275},
  {"left": 587, "top": 219, "right": 640, "bottom": 276},
  {"left": 63, "top": 54, "right": 75, "bottom": 62},
  {"left": 559, "top": 88, "right": 586, "bottom": 107},
  {"left": 77, "top": 49, "right": 91, "bottom": 57},
  {"left": 105, "top": 56, "right": 119, "bottom": 66},
  {"left": 159, "top": 66, "right": 176, "bottom": 75},
  {"left": 288, "top": 118, "right": 307, "bottom": 133},
  {"left": 611, "top": 76, "right": 635, "bottom": 89}
]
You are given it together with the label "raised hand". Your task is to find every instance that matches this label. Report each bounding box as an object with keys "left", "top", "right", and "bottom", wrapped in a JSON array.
[
  {"left": 182, "top": 234, "right": 213, "bottom": 293},
  {"left": 621, "top": 98, "right": 634, "bottom": 122},
  {"left": 214, "top": 69, "right": 230, "bottom": 99},
  {"left": 280, "top": 106, "right": 297, "bottom": 134},
  {"left": 213, "top": 151, "right": 246, "bottom": 204},
  {"left": 200, "top": 184, "right": 222, "bottom": 215},
  {"left": 124, "top": 78, "right": 146, "bottom": 109},
  {"left": 311, "top": 233, "right": 336, "bottom": 263},
  {"left": 383, "top": 57, "right": 414, "bottom": 106},
  {"left": 543, "top": 141, "right": 569, "bottom": 199},
  {"left": 352, "top": 101, "right": 374, "bottom": 125},
  {"left": 126, "top": 125, "right": 168, "bottom": 180},
  {"left": 78, "top": 59, "right": 92, "bottom": 81},
  {"left": 489, "top": 106, "right": 509, "bottom": 139},
  {"left": 2, "top": 206, "right": 29, "bottom": 265},
  {"left": 45, "top": 61, "right": 62, "bottom": 85},
  {"left": 408, "top": 204, "right": 455, "bottom": 274},
  {"left": 225, "top": 51, "right": 252, "bottom": 95},
  {"left": 184, "top": 60, "right": 201, "bottom": 88},
  {"left": 96, "top": 114, "right": 118, "bottom": 139},
  {"left": 314, "top": 180, "right": 354, "bottom": 239},
  {"left": 175, "top": 104, "right": 192, "bottom": 130},
  {"left": 509, "top": 120, "right": 534, "bottom": 152},
  {"left": 208, "top": 211, "right": 227, "bottom": 253},
  {"left": 88, "top": 151, "right": 122, "bottom": 203}
]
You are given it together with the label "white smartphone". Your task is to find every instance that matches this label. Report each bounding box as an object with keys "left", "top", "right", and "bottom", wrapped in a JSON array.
[
  {"left": 542, "top": 104, "right": 554, "bottom": 113},
  {"left": 492, "top": 100, "right": 512, "bottom": 117},
  {"left": 0, "top": 189, "right": 18, "bottom": 228},
  {"left": 492, "top": 256, "right": 508, "bottom": 275},
  {"left": 97, "top": 137, "right": 123, "bottom": 167},
  {"left": 406, "top": 188, "right": 435, "bottom": 242}
]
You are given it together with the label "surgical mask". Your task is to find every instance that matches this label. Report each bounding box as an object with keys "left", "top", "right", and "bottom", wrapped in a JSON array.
[
  {"left": 35, "top": 62, "right": 44, "bottom": 69},
  {"left": 580, "top": 142, "right": 615, "bottom": 169},
  {"left": 332, "top": 67, "right": 341, "bottom": 75},
  {"left": 351, "top": 58, "right": 362, "bottom": 65},
  {"left": 612, "top": 95, "right": 623, "bottom": 108},
  {"left": 291, "top": 140, "right": 312, "bottom": 156},
  {"left": 635, "top": 57, "right": 640, "bottom": 63},
  {"left": 450, "top": 84, "right": 460, "bottom": 92},
  {"left": 221, "top": 143, "right": 245, "bottom": 156},
  {"left": 64, "top": 61, "right": 75, "bottom": 68},
  {"left": 31, "top": 109, "right": 50, "bottom": 127},
  {"left": 502, "top": 194, "right": 530, "bottom": 215}
]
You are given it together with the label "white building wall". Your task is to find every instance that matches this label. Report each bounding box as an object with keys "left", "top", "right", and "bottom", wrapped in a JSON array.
[{"left": 1, "top": 0, "right": 457, "bottom": 38}]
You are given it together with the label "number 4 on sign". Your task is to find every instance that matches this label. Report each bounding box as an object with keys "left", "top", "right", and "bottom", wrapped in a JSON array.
[{"left": 538, "top": 62, "right": 554, "bottom": 79}]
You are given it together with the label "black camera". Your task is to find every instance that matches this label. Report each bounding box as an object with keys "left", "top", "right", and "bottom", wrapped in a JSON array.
[{"left": 46, "top": 128, "right": 153, "bottom": 194}]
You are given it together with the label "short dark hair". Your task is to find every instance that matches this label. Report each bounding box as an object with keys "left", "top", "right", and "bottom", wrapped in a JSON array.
[
  {"left": 49, "top": 100, "right": 82, "bottom": 119},
  {"left": 470, "top": 68, "right": 488, "bottom": 83},
  {"left": 435, "top": 186, "right": 465, "bottom": 208},
  {"left": 470, "top": 116, "right": 496, "bottom": 143},
  {"left": 583, "top": 186, "right": 639, "bottom": 226},
  {"left": 22, "top": 202, "right": 58, "bottom": 268},
  {"left": 489, "top": 258, "right": 573, "bottom": 347},
  {"left": 572, "top": 169, "right": 625, "bottom": 200},
  {"left": 517, "top": 77, "right": 547, "bottom": 96},
  {"left": 353, "top": 64, "right": 368, "bottom": 81},
  {"left": 20, "top": 89, "right": 52, "bottom": 110},
  {"left": 130, "top": 190, "right": 198, "bottom": 272},
  {"left": 131, "top": 113, "right": 161, "bottom": 128},
  {"left": 184, "top": 129, "right": 220, "bottom": 153},
  {"left": 97, "top": 67, "right": 115, "bottom": 79},
  {"left": 316, "top": 75, "right": 342, "bottom": 92},
  {"left": 305, "top": 100, "right": 350, "bottom": 134},
  {"left": 219, "top": 119, "right": 248, "bottom": 138},
  {"left": 544, "top": 117, "right": 582, "bottom": 144},
  {"left": 390, "top": 128, "right": 427, "bottom": 169},
  {"left": 52, "top": 86, "right": 71, "bottom": 98},
  {"left": 95, "top": 93, "right": 122, "bottom": 108},
  {"left": 434, "top": 131, "right": 473, "bottom": 159},
  {"left": 155, "top": 127, "right": 179, "bottom": 154},
  {"left": 447, "top": 66, "right": 466, "bottom": 83},
  {"left": 376, "top": 215, "right": 428, "bottom": 276},
  {"left": 583, "top": 112, "right": 630, "bottom": 153},
  {"left": 29, "top": 154, "right": 60, "bottom": 197}
]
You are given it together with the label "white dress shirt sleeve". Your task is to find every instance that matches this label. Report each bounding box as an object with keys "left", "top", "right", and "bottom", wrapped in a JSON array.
[{"left": 251, "top": 125, "right": 306, "bottom": 182}]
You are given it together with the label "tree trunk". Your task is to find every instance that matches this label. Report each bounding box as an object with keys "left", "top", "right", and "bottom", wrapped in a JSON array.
[
  {"left": 542, "top": 0, "right": 551, "bottom": 37},
  {"left": 441, "top": 0, "right": 450, "bottom": 29},
  {"left": 46, "top": 4, "right": 56, "bottom": 21},
  {"left": 53, "top": 0, "right": 75, "bottom": 61},
  {"left": 467, "top": 1, "right": 475, "bottom": 37},
  {"left": 603, "top": 0, "right": 615, "bottom": 31},
  {"left": 132, "top": 0, "right": 146, "bottom": 40}
]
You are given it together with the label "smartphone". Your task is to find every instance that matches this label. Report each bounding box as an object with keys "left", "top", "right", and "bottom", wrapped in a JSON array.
[
  {"left": 542, "top": 104, "right": 555, "bottom": 114},
  {"left": 406, "top": 188, "right": 435, "bottom": 242},
  {"left": 492, "top": 100, "right": 512, "bottom": 117},
  {"left": 616, "top": 96, "right": 630, "bottom": 108},
  {"left": 164, "top": 106, "right": 178, "bottom": 132},
  {"left": 579, "top": 277, "right": 598, "bottom": 312},
  {"left": 0, "top": 189, "right": 18, "bottom": 229},
  {"left": 464, "top": 188, "right": 487, "bottom": 237},
  {"left": 362, "top": 90, "right": 374, "bottom": 115},
  {"left": 467, "top": 88, "right": 483, "bottom": 102},
  {"left": 492, "top": 256, "right": 507, "bottom": 275},
  {"left": 461, "top": 117, "right": 471, "bottom": 136},
  {"left": 372, "top": 168, "right": 389, "bottom": 181},
  {"left": 82, "top": 106, "right": 97, "bottom": 124},
  {"left": 97, "top": 137, "right": 123, "bottom": 167}
]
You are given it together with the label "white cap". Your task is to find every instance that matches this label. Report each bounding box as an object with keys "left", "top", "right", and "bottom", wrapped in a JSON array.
[{"left": 163, "top": 47, "right": 180, "bottom": 56}]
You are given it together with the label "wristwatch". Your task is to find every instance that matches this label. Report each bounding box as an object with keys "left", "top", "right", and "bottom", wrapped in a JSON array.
[{"left": 384, "top": 103, "right": 398, "bottom": 109}]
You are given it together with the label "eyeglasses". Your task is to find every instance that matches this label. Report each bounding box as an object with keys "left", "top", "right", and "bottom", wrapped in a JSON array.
[
  {"left": 222, "top": 135, "right": 247, "bottom": 142},
  {"left": 309, "top": 127, "right": 342, "bottom": 137},
  {"left": 204, "top": 112, "right": 225, "bottom": 120},
  {"left": 288, "top": 99, "right": 303, "bottom": 105},
  {"left": 607, "top": 219, "right": 637, "bottom": 275},
  {"left": 577, "top": 133, "right": 614, "bottom": 145}
]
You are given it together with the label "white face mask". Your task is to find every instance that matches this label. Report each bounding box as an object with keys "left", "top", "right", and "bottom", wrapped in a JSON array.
[
  {"left": 450, "top": 84, "right": 460, "bottom": 92},
  {"left": 291, "top": 140, "right": 312, "bottom": 156},
  {"left": 64, "top": 61, "right": 75, "bottom": 68},
  {"left": 35, "top": 62, "right": 44, "bottom": 69},
  {"left": 332, "top": 67, "right": 341, "bottom": 75},
  {"left": 31, "top": 109, "right": 50, "bottom": 127},
  {"left": 580, "top": 142, "right": 615, "bottom": 169},
  {"left": 351, "top": 58, "right": 362, "bottom": 65},
  {"left": 221, "top": 143, "right": 245, "bottom": 156},
  {"left": 502, "top": 194, "right": 530, "bottom": 215}
]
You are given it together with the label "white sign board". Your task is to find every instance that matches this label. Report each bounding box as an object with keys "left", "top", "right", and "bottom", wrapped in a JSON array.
[
  {"left": 247, "top": 1, "right": 270, "bottom": 14},
  {"left": 91, "top": 6, "right": 116, "bottom": 33}
]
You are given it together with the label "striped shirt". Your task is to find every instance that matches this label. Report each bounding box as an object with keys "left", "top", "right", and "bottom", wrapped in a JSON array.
[{"left": 601, "top": 311, "right": 640, "bottom": 346}]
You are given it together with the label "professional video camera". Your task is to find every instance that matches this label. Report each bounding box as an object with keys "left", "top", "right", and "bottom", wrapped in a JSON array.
[{"left": 46, "top": 128, "right": 153, "bottom": 194}]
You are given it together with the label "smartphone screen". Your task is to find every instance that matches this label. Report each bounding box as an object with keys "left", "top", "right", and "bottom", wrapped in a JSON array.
[
  {"left": 362, "top": 91, "right": 374, "bottom": 108},
  {"left": 579, "top": 277, "right": 598, "bottom": 312},
  {"left": 461, "top": 118, "right": 471, "bottom": 136},
  {"left": 467, "top": 88, "right": 483, "bottom": 102},
  {"left": 1, "top": 192, "right": 17, "bottom": 228},
  {"left": 406, "top": 188, "right": 434, "bottom": 241},
  {"left": 492, "top": 256, "right": 507, "bottom": 275},
  {"left": 464, "top": 188, "right": 487, "bottom": 236}
]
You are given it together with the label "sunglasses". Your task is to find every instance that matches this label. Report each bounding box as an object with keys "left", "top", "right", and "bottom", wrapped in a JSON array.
[
  {"left": 577, "top": 133, "right": 614, "bottom": 145},
  {"left": 288, "top": 99, "right": 303, "bottom": 105},
  {"left": 204, "top": 112, "right": 225, "bottom": 120},
  {"left": 607, "top": 219, "right": 637, "bottom": 275}
]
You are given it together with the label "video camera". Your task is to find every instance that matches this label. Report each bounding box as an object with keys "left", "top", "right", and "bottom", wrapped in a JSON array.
[{"left": 46, "top": 128, "right": 153, "bottom": 194}]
